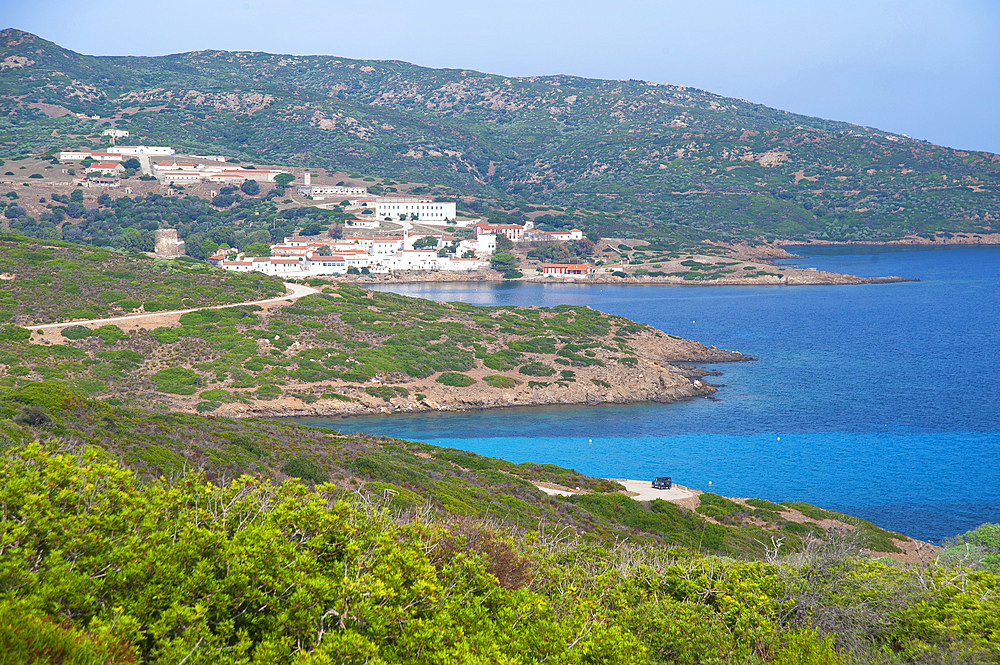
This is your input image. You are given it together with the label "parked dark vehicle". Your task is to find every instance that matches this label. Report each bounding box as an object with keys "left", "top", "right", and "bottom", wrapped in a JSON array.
[{"left": 652, "top": 477, "right": 672, "bottom": 489}]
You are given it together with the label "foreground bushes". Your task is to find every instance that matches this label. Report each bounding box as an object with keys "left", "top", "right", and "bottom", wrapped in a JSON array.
[{"left": 1, "top": 445, "right": 999, "bottom": 664}]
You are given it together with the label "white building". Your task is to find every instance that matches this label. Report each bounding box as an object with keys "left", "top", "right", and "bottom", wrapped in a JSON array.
[
  {"left": 383, "top": 250, "right": 439, "bottom": 271},
  {"left": 108, "top": 146, "right": 176, "bottom": 156},
  {"left": 375, "top": 197, "right": 456, "bottom": 222},
  {"left": 59, "top": 150, "right": 124, "bottom": 162},
  {"left": 345, "top": 219, "right": 380, "bottom": 230},
  {"left": 371, "top": 237, "right": 404, "bottom": 255},
  {"left": 159, "top": 171, "right": 201, "bottom": 184},
  {"left": 438, "top": 258, "right": 488, "bottom": 272},
  {"left": 305, "top": 255, "right": 348, "bottom": 275},
  {"left": 102, "top": 129, "right": 129, "bottom": 139},
  {"left": 299, "top": 185, "right": 368, "bottom": 196}
]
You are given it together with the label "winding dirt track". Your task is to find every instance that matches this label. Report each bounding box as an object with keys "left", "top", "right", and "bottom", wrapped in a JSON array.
[{"left": 24, "top": 282, "right": 318, "bottom": 331}]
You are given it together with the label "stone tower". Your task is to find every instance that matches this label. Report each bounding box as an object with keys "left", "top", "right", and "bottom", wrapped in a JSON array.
[
  {"left": 304, "top": 171, "right": 311, "bottom": 186},
  {"left": 154, "top": 228, "right": 186, "bottom": 258}
]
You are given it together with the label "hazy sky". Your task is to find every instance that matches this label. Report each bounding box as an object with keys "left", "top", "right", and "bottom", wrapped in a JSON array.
[{"left": 6, "top": 0, "right": 999, "bottom": 153}]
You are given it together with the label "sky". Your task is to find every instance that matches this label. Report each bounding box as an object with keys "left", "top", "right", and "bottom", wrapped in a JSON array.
[{"left": 5, "top": 0, "right": 1000, "bottom": 154}]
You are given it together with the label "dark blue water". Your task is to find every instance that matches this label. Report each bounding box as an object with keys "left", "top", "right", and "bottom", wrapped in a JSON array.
[{"left": 297, "top": 246, "right": 1000, "bottom": 542}]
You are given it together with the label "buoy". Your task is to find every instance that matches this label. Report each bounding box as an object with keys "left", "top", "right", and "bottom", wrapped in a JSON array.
[
  {"left": 777, "top": 436, "right": 780, "bottom": 441},
  {"left": 588, "top": 439, "right": 592, "bottom": 443},
  {"left": 708, "top": 481, "right": 712, "bottom": 486}
]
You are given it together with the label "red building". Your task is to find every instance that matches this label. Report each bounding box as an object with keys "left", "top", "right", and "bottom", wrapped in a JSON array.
[{"left": 542, "top": 263, "right": 595, "bottom": 276}]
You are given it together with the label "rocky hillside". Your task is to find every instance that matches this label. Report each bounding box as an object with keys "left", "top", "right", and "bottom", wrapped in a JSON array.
[{"left": 2, "top": 28, "right": 998, "bottom": 243}]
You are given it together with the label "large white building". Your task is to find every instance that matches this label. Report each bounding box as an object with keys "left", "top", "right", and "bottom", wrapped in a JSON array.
[
  {"left": 299, "top": 185, "right": 368, "bottom": 196},
  {"left": 108, "top": 146, "right": 175, "bottom": 156},
  {"left": 375, "top": 197, "right": 456, "bottom": 222}
]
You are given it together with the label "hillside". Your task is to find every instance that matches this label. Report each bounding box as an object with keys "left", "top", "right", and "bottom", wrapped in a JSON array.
[
  {"left": 0, "top": 232, "right": 285, "bottom": 325},
  {"left": 2, "top": 28, "right": 998, "bottom": 243},
  {"left": 0, "top": 236, "right": 744, "bottom": 415},
  {"left": 1, "top": 383, "right": 998, "bottom": 664}
]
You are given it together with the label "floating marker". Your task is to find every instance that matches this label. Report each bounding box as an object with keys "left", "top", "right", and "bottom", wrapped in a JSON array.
[
  {"left": 708, "top": 480, "right": 712, "bottom": 486},
  {"left": 777, "top": 437, "right": 781, "bottom": 441}
]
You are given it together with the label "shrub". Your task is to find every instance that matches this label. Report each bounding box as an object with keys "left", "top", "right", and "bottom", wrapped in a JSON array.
[
  {"left": 483, "top": 375, "right": 521, "bottom": 389},
  {"left": 436, "top": 372, "right": 476, "bottom": 387},
  {"left": 91, "top": 325, "right": 126, "bottom": 344},
  {"left": 0, "top": 325, "right": 31, "bottom": 342},
  {"left": 281, "top": 457, "right": 327, "bottom": 483},
  {"left": 196, "top": 400, "right": 222, "bottom": 413},
  {"left": 518, "top": 362, "right": 556, "bottom": 377},
  {"left": 150, "top": 368, "right": 202, "bottom": 395},
  {"left": 255, "top": 384, "right": 282, "bottom": 400}
]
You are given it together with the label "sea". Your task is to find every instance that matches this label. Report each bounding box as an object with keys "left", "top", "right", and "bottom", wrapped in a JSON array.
[{"left": 294, "top": 245, "right": 1000, "bottom": 543}]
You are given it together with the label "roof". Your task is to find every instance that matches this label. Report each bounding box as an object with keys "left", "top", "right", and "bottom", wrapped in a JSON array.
[
  {"left": 223, "top": 261, "right": 252, "bottom": 266},
  {"left": 544, "top": 263, "right": 593, "bottom": 270},
  {"left": 86, "top": 164, "right": 121, "bottom": 170}
]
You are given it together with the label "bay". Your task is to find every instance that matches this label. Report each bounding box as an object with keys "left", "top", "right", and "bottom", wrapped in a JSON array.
[{"left": 295, "top": 245, "right": 1000, "bottom": 542}]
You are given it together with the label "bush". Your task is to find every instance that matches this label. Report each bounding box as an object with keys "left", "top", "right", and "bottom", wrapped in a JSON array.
[
  {"left": 0, "top": 325, "right": 31, "bottom": 342},
  {"left": 518, "top": 362, "right": 556, "bottom": 377},
  {"left": 436, "top": 372, "right": 476, "bottom": 387},
  {"left": 483, "top": 375, "right": 521, "bottom": 389},
  {"left": 281, "top": 457, "right": 327, "bottom": 483},
  {"left": 151, "top": 368, "right": 202, "bottom": 395}
]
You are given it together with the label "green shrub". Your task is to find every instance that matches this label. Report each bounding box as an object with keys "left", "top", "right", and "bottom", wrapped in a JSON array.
[
  {"left": 92, "top": 325, "right": 126, "bottom": 344},
  {"left": 255, "top": 384, "right": 282, "bottom": 400},
  {"left": 436, "top": 372, "right": 476, "bottom": 387},
  {"left": 281, "top": 457, "right": 327, "bottom": 483},
  {"left": 483, "top": 375, "right": 521, "bottom": 388},
  {"left": 196, "top": 400, "right": 222, "bottom": 413},
  {"left": 150, "top": 368, "right": 202, "bottom": 395},
  {"left": 518, "top": 362, "right": 556, "bottom": 377},
  {"left": 0, "top": 325, "right": 31, "bottom": 342}
]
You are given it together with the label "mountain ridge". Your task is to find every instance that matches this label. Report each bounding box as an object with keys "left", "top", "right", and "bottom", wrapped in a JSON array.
[{"left": 2, "top": 27, "right": 998, "bottom": 242}]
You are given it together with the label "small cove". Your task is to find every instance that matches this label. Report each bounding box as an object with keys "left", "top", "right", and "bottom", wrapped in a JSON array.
[{"left": 294, "top": 245, "right": 1000, "bottom": 542}]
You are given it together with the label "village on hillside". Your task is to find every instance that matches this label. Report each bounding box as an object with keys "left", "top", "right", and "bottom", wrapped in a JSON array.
[{"left": 55, "top": 140, "right": 601, "bottom": 280}]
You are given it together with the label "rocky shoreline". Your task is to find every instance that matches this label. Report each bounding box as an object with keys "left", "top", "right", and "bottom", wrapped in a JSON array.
[{"left": 200, "top": 331, "right": 750, "bottom": 419}]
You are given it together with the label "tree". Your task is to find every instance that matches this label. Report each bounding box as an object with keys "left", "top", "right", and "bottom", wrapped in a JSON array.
[
  {"left": 273, "top": 173, "right": 294, "bottom": 187},
  {"left": 70, "top": 189, "right": 84, "bottom": 203},
  {"left": 495, "top": 234, "right": 514, "bottom": 251},
  {"left": 201, "top": 239, "right": 220, "bottom": 256},
  {"left": 315, "top": 245, "right": 332, "bottom": 256},
  {"left": 413, "top": 236, "right": 438, "bottom": 250},
  {"left": 490, "top": 251, "right": 519, "bottom": 273},
  {"left": 3, "top": 204, "right": 26, "bottom": 219},
  {"left": 243, "top": 242, "right": 271, "bottom": 257},
  {"left": 240, "top": 180, "right": 260, "bottom": 196},
  {"left": 123, "top": 158, "right": 141, "bottom": 170}
]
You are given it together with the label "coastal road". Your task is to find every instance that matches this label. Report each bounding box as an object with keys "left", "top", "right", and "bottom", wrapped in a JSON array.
[{"left": 24, "top": 281, "right": 318, "bottom": 332}]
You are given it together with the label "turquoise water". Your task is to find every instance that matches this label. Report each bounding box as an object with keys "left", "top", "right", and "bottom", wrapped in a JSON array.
[{"left": 295, "top": 246, "right": 1000, "bottom": 542}]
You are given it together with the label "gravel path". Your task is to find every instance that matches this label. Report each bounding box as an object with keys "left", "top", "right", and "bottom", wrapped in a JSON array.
[{"left": 24, "top": 282, "right": 318, "bottom": 331}]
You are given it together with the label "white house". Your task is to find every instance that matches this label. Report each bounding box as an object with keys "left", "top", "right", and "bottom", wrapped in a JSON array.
[
  {"left": 383, "top": 250, "right": 439, "bottom": 271},
  {"left": 371, "top": 236, "right": 404, "bottom": 255},
  {"left": 345, "top": 219, "right": 380, "bottom": 230},
  {"left": 102, "top": 128, "right": 129, "bottom": 139},
  {"left": 475, "top": 223, "right": 525, "bottom": 242},
  {"left": 159, "top": 171, "right": 202, "bottom": 184},
  {"left": 58, "top": 151, "right": 93, "bottom": 161},
  {"left": 250, "top": 257, "right": 305, "bottom": 275},
  {"left": 375, "top": 197, "right": 456, "bottom": 222},
  {"left": 438, "top": 258, "right": 488, "bottom": 272},
  {"left": 85, "top": 163, "right": 124, "bottom": 176},
  {"left": 305, "top": 255, "right": 348, "bottom": 275}
]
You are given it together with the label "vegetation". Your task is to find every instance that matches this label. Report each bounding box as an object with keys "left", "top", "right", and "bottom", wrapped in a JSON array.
[
  {"left": 0, "top": 233, "right": 285, "bottom": 325},
  {"left": 0, "top": 386, "right": 998, "bottom": 664},
  {"left": 2, "top": 28, "right": 997, "bottom": 244},
  {"left": 0, "top": 252, "right": 688, "bottom": 408}
]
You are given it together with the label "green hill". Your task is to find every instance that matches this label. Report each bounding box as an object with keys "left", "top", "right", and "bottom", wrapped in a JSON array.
[{"left": 2, "top": 28, "right": 998, "bottom": 243}]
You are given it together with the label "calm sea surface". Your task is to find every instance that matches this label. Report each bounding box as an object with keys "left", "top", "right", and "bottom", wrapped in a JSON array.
[{"left": 295, "top": 246, "right": 1000, "bottom": 542}]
